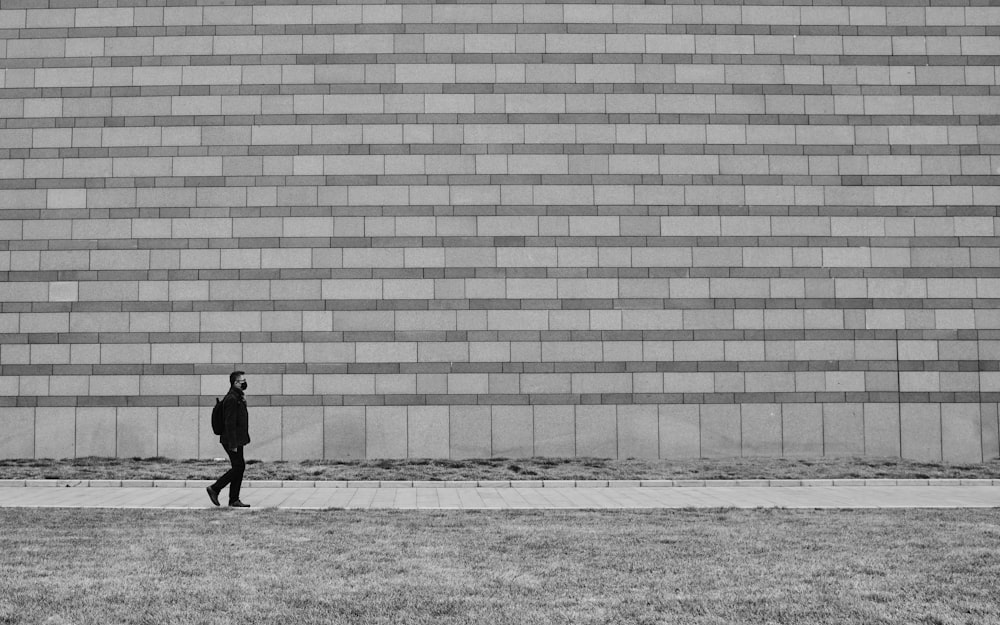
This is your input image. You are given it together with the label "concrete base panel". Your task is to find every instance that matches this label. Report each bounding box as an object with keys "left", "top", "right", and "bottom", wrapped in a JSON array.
[{"left": 2, "top": 404, "right": 995, "bottom": 462}]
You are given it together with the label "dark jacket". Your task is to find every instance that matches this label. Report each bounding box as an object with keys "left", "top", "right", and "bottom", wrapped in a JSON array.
[{"left": 220, "top": 387, "right": 250, "bottom": 449}]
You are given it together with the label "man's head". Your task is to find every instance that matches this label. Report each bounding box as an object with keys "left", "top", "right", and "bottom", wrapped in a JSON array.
[{"left": 230, "top": 370, "right": 247, "bottom": 391}]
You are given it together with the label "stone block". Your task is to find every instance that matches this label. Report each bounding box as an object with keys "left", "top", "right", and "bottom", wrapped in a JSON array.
[
  {"left": 19, "top": 376, "right": 49, "bottom": 398},
  {"left": 663, "top": 373, "right": 714, "bottom": 394},
  {"left": 982, "top": 404, "right": 999, "bottom": 461},
  {"left": 202, "top": 6, "right": 251, "bottom": 25},
  {"left": 157, "top": 407, "right": 199, "bottom": 460},
  {"left": 253, "top": 5, "right": 312, "bottom": 24},
  {"left": 324, "top": 406, "right": 366, "bottom": 460},
  {"left": 366, "top": 406, "right": 407, "bottom": 459},
  {"left": 375, "top": 374, "right": 416, "bottom": 395},
  {"left": 117, "top": 408, "right": 158, "bottom": 459},
  {"left": 314, "top": 373, "right": 372, "bottom": 396},
  {"left": 282, "top": 406, "right": 324, "bottom": 461},
  {"left": 746, "top": 372, "right": 795, "bottom": 394},
  {"left": 941, "top": 403, "right": 982, "bottom": 463},
  {"left": 533, "top": 405, "right": 575, "bottom": 458},
  {"left": 823, "top": 403, "right": 865, "bottom": 457},
  {"left": 741, "top": 404, "right": 782, "bottom": 457},
  {"left": 30, "top": 344, "right": 70, "bottom": 366},
  {"left": 782, "top": 403, "right": 823, "bottom": 457},
  {"left": 76, "top": 407, "right": 117, "bottom": 458},
  {"left": 617, "top": 405, "right": 658, "bottom": 459},
  {"left": 22, "top": 313, "right": 70, "bottom": 333},
  {"left": 492, "top": 406, "right": 533, "bottom": 458},
  {"left": 246, "top": 407, "right": 282, "bottom": 462},
  {"left": 243, "top": 343, "right": 304, "bottom": 365},
  {"left": 505, "top": 279, "right": 557, "bottom": 299},
  {"left": 659, "top": 405, "right": 700, "bottom": 458},
  {"left": 864, "top": 404, "right": 900, "bottom": 458},
  {"left": 575, "top": 405, "right": 617, "bottom": 458},
  {"left": 449, "top": 406, "right": 491, "bottom": 459},
  {"left": 272, "top": 280, "right": 323, "bottom": 301},
  {"left": 408, "top": 406, "right": 449, "bottom": 459},
  {"left": 900, "top": 404, "right": 942, "bottom": 462},
  {"left": 214, "top": 35, "right": 263, "bottom": 56},
  {"left": 0, "top": 408, "right": 33, "bottom": 459},
  {"left": 519, "top": 375, "right": 565, "bottom": 397},
  {"left": 101, "top": 344, "right": 151, "bottom": 366},
  {"left": 900, "top": 372, "right": 939, "bottom": 394},
  {"left": 571, "top": 373, "right": 631, "bottom": 394},
  {"left": 700, "top": 404, "right": 741, "bottom": 458},
  {"left": 356, "top": 342, "right": 415, "bottom": 364},
  {"left": 620, "top": 279, "right": 670, "bottom": 299}
]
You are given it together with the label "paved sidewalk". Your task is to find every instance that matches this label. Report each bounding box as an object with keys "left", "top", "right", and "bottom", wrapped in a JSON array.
[{"left": 2, "top": 479, "right": 999, "bottom": 510}]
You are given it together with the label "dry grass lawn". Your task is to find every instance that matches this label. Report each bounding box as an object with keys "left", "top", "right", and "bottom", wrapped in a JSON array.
[
  {"left": 1, "top": 508, "right": 998, "bottom": 625},
  {"left": 3, "top": 455, "right": 1000, "bottom": 482}
]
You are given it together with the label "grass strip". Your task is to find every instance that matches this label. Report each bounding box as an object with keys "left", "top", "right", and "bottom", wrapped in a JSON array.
[
  {"left": 3, "top": 455, "right": 1000, "bottom": 482},
  {"left": 1, "top": 508, "right": 998, "bottom": 624}
]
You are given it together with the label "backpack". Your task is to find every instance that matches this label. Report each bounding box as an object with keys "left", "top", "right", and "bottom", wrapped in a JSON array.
[{"left": 211, "top": 397, "right": 225, "bottom": 435}]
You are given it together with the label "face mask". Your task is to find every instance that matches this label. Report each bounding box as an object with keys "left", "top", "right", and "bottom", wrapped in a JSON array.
[{"left": 239, "top": 381, "right": 248, "bottom": 390}]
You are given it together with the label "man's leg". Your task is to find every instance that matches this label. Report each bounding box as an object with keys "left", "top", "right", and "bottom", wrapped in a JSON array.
[
  {"left": 226, "top": 446, "right": 245, "bottom": 504},
  {"left": 210, "top": 446, "right": 244, "bottom": 500}
]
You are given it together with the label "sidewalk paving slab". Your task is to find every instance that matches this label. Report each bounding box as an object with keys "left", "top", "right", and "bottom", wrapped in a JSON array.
[
  {"left": 1, "top": 481, "right": 1000, "bottom": 510},
  {"left": 416, "top": 488, "right": 439, "bottom": 509}
]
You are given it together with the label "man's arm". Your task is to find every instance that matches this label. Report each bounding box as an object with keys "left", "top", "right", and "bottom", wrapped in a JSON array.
[{"left": 221, "top": 393, "right": 238, "bottom": 449}]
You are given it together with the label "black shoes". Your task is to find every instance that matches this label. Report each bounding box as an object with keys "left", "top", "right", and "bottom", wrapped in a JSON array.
[{"left": 208, "top": 486, "right": 249, "bottom": 508}]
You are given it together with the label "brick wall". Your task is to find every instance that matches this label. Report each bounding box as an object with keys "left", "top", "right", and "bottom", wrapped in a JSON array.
[{"left": 1, "top": 0, "right": 998, "bottom": 462}]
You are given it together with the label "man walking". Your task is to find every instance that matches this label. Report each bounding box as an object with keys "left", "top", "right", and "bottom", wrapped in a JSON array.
[{"left": 207, "top": 370, "right": 251, "bottom": 508}]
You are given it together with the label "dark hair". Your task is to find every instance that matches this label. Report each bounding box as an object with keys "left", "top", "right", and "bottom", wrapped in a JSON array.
[{"left": 230, "top": 370, "right": 245, "bottom": 386}]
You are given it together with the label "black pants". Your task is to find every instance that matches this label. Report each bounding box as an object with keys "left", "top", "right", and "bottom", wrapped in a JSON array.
[{"left": 212, "top": 446, "right": 244, "bottom": 504}]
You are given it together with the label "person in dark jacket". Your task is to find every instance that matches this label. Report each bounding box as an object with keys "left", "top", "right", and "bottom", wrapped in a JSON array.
[{"left": 206, "top": 371, "right": 251, "bottom": 508}]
